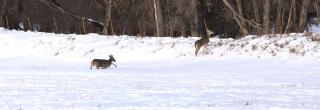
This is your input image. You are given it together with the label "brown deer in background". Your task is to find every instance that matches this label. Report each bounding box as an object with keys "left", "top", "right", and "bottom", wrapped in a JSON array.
[
  {"left": 194, "top": 21, "right": 214, "bottom": 56},
  {"left": 90, "top": 55, "right": 117, "bottom": 69}
]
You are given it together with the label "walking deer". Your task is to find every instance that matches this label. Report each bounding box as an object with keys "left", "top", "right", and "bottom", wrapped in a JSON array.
[
  {"left": 90, "top": 55, "right": 117, "bottom": 69},
  {"left": 194, "top": 21, "right": 214, "bottom": 56}
]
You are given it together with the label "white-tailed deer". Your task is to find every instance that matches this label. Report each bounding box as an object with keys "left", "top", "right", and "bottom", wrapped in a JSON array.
[
  {"left": 194, "top": 21, "right": 214, "bottom": 56},
  {"left": 90, "top": 55, "right": 117, "bottom": 69}
]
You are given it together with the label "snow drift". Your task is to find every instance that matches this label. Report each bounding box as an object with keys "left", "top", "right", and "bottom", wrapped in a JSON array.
[{"left": 2, "top": 28, "right": 320, "bottom": 60}]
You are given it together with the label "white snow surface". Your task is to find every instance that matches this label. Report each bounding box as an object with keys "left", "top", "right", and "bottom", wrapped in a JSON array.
[{"left": 0, "top": 27, "right": 320, "bottom": 110}]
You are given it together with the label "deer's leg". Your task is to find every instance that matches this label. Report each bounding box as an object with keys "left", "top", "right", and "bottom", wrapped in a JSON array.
[
  {"left": 96, "top": 64, "right": 99, "bottom": 69},
  {"left": 112, "top": 63, "right": 118, "bottom": 68},
  {"left": 195, "top": 48, "right": 199, "bottom": 56},
  {"left": 90, "top": 61, "right": 93, "bottom": 69},
  {"left": 203, "top": 44, "right": 208, "bottom": 54},
  {"left": 195, "top": 44, "right": 200, "bottom": 56}
]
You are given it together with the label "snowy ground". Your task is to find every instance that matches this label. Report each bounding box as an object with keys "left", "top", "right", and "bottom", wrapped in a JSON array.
[{"left": 0, "top": 28, "right": 320, "bottom": 110}]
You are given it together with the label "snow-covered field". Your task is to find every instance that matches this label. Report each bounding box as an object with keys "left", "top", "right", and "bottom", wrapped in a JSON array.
[{"left": 0, "top": 28, "right": 320, "bottom": 110}]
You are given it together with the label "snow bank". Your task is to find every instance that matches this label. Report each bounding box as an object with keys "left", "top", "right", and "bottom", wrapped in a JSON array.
[
  {"left": 209, "top": 33, "right": 320, "bottom": 60},
  {"left": 1, "top": 27, "right": 320, "bottom": 61}
]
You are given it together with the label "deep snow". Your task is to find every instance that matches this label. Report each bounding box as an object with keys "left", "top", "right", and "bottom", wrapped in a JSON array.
[{"left": 0, "top": 28, "right": 320, "bottom": 110}]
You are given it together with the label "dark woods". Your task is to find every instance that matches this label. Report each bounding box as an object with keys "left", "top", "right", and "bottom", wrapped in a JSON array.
[{"left": 0, "top": 0, "right": 319, "bottom": 38}]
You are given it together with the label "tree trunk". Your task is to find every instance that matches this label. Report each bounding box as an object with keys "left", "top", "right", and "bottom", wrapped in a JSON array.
[
  {"left": 252, "top": 0, "right": 261, "bottom": 35},
  {"left": 0, "top": 0, "right": 4, "bottom": 27},
  {"left": 190, "top": 0, "right": 199, "bottom": 37},
  {"left": 222, "top": 0, "right": 248, "bottom": 36},
  {"left": 168, "top": 15, "right": 173, "bottom": 37},
  {"left": 263, "top": 0, "right": 270, "bottom": 34},
  {"left": 291, "top": 0, "right": 298, "bottom": 32},
  {"left": 236, "top": 0, "right": 246, "bottom": 36},
  {"left": 102, "top": 0, "right": 112, "bottom": 35},
  {"left": 153, "top": 0, "right": 164, "bottom": 37},
  {"left": 298, "top": 0, "right": 311, "bottom": 32},
  {"left": 285, "top": 0, "right": 296, "bottom": 33},
  {"left": 315, "top": 0, "right": 320, "bottom": 19},
  {"left": 0, "top": 0, "right": 2, "bottom": 27},
  {"left": 275, "top": 0, "right": 284, "bottom": 34}
]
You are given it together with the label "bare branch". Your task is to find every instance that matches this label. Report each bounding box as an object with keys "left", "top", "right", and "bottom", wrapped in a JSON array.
[{"left": 37, "top": 0, "right": 82, "bottom": 21}]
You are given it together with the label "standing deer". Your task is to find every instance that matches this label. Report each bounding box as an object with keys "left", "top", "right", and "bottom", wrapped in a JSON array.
[
  {"left": 90, "top": 55, "right": 117, "bottom": 69},
  {"left": 194, "top": 21, "right": 214, "bottom": 56}
]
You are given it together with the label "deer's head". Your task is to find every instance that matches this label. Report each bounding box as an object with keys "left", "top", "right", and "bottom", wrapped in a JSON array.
[
  {"left": 109, "top": 55, "right": 116, "bottom": 62},
  {"left": 204, "top": 20, "right": 214, "bottom": 37}
]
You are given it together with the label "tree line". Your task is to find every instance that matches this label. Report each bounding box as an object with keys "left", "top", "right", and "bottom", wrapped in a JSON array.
[{"left": 0, "top": 0, "right": 319, "bottom": 38}]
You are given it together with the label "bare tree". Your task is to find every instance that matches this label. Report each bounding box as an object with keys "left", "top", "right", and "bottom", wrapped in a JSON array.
[
  {"left": 0, "top": 0, "right": 5, "bottom": 27},
  {"left": 285, "top": 0, "right": 297, "bottom": 33},
  {"left": 298, "top": 0, "right": 311, "bottom": 32},
  {"left": 252, "top": 0, "right": 262, "bottom": 35},
  {"left": 263, "top": 0, "right": 270, "bottom": 34},
  {"left": 153, "top": 0, "right": 164, "bottom": 37},
  {"left": 236, "top": 0, "right": 246, "bottom": 36},
  {"left": 275, "top": 0, "right": 284, "bottom": 34},
  {"left": 3, "top": 0, "right": 317, "bottom": 37},
  {"left": 94, "top": 0, "right": 113, "bottom": 35},
  {"left": 315, "top": 0, "right": 320, "bottom": 19},
  {"left": 103, "top": 0, "right": 113, "bottom": 35},
  {"left": 189, "top": 0, "right": 199, "bottom": 37},
  {"left": 222, "top": 0, "right": 248, "bottom": 36}
]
